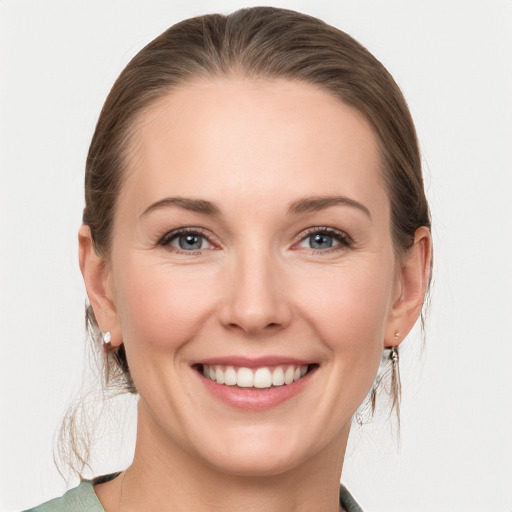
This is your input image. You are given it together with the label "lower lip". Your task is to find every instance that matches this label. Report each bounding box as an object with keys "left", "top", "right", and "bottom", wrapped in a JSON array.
[{"left": 196, "top": 368, "right": 316, "bottom": 411}]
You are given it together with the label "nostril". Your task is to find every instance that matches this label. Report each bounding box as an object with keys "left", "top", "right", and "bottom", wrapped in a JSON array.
[{"left": 225, "top": 320, "right": 282, "bottom": 332}]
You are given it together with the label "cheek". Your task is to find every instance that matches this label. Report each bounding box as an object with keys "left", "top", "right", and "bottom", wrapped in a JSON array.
[
  {"left": 283, "top": 258, "right": 397, "bottom": 435},
  {"left": 113, "top": 256, "right": 218, "bottom": 352},
  {"left": 295, "top": 259, "right": 395, "bottom": 359}
]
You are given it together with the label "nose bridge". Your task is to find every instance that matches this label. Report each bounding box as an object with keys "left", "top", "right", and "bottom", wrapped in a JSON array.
[{"left": 220, "top": 241, "right": 291, "bottom": 334}]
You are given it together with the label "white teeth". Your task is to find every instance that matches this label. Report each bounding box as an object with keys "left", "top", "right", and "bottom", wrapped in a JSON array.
[
  {"left": 253, "top": 367, "right": 272, "bottom": 388},
  {"left": 224, "top": 366, "right": 237, "bottom": 386},
  {"left": 215, "top": 367, "right": 225, "bottom": 384},
  {"left": 202, "top": 364, "right": 309, "bottom": 388},
  {"left": 237, "top": 367, "right": 254, "bottom": 387},
  {"left": 272, "top": 367, "right": 285, "bottom": 386},
  {"left": 284, "top": 366, "right": 295, "bottom": 385}
]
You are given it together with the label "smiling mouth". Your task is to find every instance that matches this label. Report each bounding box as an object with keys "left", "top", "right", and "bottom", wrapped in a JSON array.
[{"left": 195, "top": 364, "right": 318, "bottom": 389}]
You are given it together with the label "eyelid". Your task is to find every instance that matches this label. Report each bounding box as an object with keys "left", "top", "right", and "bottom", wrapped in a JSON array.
[
  {"left": 293, "top": 226, "right": 354, "bottom": 250},
  {"left": 156, "top": 225, "right": 353, "bottom": 252},
  {"left": 158, "top": 226, "right": 218, "bottom": 250}
]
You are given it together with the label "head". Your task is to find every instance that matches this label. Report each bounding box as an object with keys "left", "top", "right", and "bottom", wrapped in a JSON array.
[{"left": 77, "top": 7, "right": 431, "bottom": 476}]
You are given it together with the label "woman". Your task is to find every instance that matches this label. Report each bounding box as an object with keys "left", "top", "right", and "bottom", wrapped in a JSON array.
[{"left": 27, "top": 7, "right": 431, "bottom": 511}]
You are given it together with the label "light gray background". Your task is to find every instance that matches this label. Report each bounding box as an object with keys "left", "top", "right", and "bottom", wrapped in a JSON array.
[{"left": 1, "top": 1, "right": 511, "bottom": 511}]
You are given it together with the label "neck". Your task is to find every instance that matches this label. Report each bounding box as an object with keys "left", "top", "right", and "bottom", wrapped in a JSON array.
[{"left": 96, "top": 401, "right": 349, "bottom": 512}]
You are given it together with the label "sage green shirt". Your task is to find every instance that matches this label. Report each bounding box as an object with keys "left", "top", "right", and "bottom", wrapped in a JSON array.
[{"left": 25, "top": 474, "right": 363, "bottom": 512}]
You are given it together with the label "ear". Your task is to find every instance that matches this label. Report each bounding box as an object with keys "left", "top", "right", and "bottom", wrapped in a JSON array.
[
  {"left": 385, "top": 226, "right": 432, "bottom": 347},
  {"left": 78, "top": 224, "right": 122, "bottom": 348}
]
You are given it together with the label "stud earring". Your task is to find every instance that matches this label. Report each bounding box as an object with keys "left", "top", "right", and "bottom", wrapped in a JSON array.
[{"left": 102, "top": 331, "right": 115, "bottom": 353}]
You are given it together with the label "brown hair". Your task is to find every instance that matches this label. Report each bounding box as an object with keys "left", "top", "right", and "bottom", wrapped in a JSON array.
[{"left": 69, "top": 6, "right": 431, "bottom": 474}]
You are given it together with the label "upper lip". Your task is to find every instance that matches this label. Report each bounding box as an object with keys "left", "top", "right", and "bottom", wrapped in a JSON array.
[{"left": 192, "top": 356, "right": 314, "bottom": 368}]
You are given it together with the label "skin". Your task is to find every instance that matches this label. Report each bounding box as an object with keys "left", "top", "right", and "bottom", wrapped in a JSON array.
[{"left": 79, "top": 78, "right": 431, "bottom": 512}]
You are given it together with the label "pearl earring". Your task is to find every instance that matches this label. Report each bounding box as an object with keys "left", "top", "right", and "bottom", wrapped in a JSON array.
[{"left": 102, "top": 331, "right": 112, "bottom": 345}]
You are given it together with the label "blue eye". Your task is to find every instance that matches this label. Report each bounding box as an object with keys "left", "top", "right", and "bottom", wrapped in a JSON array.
[
  {"left": 160, "top": 229, "right": 214, "bottom": 251},
  {"left": 175, "top": 233, "right": 204, "bottom": 250},
  {"left": 297, "top": 228, "right": 351, "bottom": 252},
  {"left": 308, "top": 233, "right": 334, "bottom": 249}
]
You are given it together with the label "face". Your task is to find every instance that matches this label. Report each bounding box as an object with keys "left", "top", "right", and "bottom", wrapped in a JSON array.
[{"left": 104, "top": 78, "right": 401, "bottom": 476}]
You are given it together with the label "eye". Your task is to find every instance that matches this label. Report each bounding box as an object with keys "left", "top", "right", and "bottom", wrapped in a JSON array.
[
  {"left": 307, "top": 232, "right": 336, "bottom": 250},
  {"left": 159, "top": 228, "right": 215, "bottom": 252},
  {"left": 296, "top": 228, "right": 352, "bottom": 252}
]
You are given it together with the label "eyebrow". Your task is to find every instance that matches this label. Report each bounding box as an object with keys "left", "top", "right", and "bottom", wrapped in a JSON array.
[
  {"left": 288, "top": 195, "right": 372, "bottom": 219},
  {"left": 141, "top": 197, "right": 220, "bottom": 217},
  {"left": 141, "top": 194, "right": 371, "bottom": 219}
]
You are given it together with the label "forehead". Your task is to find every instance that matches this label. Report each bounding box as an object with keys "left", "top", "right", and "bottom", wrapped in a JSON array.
[{"left": 119, "top": 77, "right": 388, "bottom": 220}]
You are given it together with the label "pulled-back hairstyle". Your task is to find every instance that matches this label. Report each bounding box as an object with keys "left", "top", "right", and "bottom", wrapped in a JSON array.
[{"left": 66, "top": 6, "right": 431, "bottom": 475}]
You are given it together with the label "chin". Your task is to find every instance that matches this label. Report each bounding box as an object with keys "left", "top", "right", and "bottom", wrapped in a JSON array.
[
  {"left": 202, "top": 443, "right": 309, "bottom": 478},
  {"left": 186, "top": 420, "right": 343, "bottom": 478}
]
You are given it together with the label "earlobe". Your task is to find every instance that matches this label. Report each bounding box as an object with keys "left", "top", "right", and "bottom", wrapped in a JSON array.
[
  {"left": 386, "top": 226, "right": 432, "bottom": 347},
  {"left": 78, "top": 224, "right": 122, "bottom": 348}
]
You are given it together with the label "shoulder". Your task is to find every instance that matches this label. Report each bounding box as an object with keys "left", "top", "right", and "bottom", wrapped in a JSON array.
[
  {"left": 23, "top": 479, "right": 106, "bottom": 512},
  {"left": 339, "top": 483, "right": 364, "bottom": 512}
]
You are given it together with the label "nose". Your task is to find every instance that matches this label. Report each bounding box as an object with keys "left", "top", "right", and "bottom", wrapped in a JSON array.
[{"left": 218, "top": 250, "right": 292, "bottom": 336}]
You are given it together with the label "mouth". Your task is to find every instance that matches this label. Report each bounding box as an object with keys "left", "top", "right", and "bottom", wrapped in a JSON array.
[
  {"left": 191, "top": 357, "right": 319, "bottom": 410},
  {"left": 194, "top": 363, "right": 318, "bottom": 389}
]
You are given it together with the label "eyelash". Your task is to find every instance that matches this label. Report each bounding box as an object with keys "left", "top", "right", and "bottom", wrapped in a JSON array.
[
  {"left": 296, "top": 227, "right": 354, "bottom": 253},
  {"left": 157, "top": 226, "right": 353, "bottom": 254},
  {"left": 158, "top": 227, "right": 215, "bottom": 252}
]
